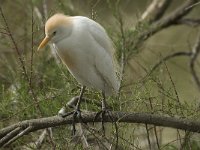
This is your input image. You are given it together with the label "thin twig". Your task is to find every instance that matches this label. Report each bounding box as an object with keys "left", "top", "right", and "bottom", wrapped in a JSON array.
[
  {"left": 185, "top": 1, "right": 200, "bottom": 9},
  {"left": 0, "top": 6, "right": 43, "bottom": 117},
  {"left": 118, "top": 135, "right": 142, "bottom": 150},
  {"left": 116, "top": 7, "right": 127, "bottom": 95},
  {"left": 190, "top": 32, "right": 200, "bottom": 90},
  {"left": 176, "top": 18, "right": 200, "bottom": 27},
  {"left": 163, "top": 61, "right": 183, "bottom": 115},
  {"left": 29, "top": 4, "right": 34, "bottom": 91},
  {"left": 180, "top": 131, "right": 192, "bottom": 149},
  {"left": 142, "top": 51, "right": 192, "bottom": 82},
  {"left": 153, "top": 127, "right": 160, "bottom": 150},
  {"left": 0, "top": 31, "right": 9, "bottom": 35},
  {"left": 148, "top": 97, "right": 161, "bottom": 150},
  {"left": 81, "top": 123, "right": 110, "bottom": 150},
  {"left": 35, "top": 129, "right": 47, "bottom": 148},
  {"left": 0, "top": 7, "right": 29, "bottom": 81},
  {"left": 79, "top": 124, "right": 89, "bottom": 148},
  {"left": 145, "top": 124, "right": 152, "bottom": 150}
]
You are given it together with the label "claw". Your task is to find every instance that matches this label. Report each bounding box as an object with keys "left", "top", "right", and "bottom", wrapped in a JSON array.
[
  {"left": 71, "top": 109, "right": 82, "bottom": 135},
  {"left": 94, "top": 111, "right": 101, "bottom": 122},
  {"left": 58, "top": 86, "right": 86, "bottom": 135},
  {"left": 94, "top": 109, "right": 112, "bottom": 136},
  {"left": 58, "top": 108, "right": 82, "bottom": 135}
]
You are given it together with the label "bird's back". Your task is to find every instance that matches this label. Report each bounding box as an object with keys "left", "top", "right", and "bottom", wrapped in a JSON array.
[{"left": 56, "top": 16, "right": 120, "bottom": 96}]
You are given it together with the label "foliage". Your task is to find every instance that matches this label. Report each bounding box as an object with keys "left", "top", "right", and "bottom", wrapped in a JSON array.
[{"left": 0, "top": 0, "right": 200, "bottom": 149}]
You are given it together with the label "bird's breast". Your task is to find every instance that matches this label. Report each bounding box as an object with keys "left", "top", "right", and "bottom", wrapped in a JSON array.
[
  {"left": 60, "top": 50, "right": 75, "bottom": 70},
  {"left": 54, "top": 43, "right": 76, "bottom": 71}
]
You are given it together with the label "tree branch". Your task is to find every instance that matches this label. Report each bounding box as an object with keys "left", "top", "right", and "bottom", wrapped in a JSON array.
[
  {"left": 175, "top": 18, "right": 200, "bottom": 27},
  {"left": 190, "top": 32, "right": 200, "bottom": 90},
  {"left": 0, "top": 111, "right": 200, "bottom": 147},
  {"left": 141, "top": 51, "right": 192, "bottom": 82},
  {"left": 0, "top": 7, "right": 29, "bottom": 81},
  {"left": 150, "top": 0, "right": 197, "bottom": 32},
  {"left": 132, "top": 0, "right": 198, "bottom": 51},
  {"left": 141, "top": 0, "right": 172, "bottom": 23}
]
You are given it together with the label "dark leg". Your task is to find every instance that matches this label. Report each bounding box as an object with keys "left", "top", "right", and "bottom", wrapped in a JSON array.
[
  {"left": 101, "top": 92, "right": 107, "bottom": 111},
  {"left": 61, "top": 86, "right": 86, "bottom": 117},
  {"left": 71, "top": 86, "right": 86, "bottom": 135},
  {"left": 94, "top": 92, "right": 118, "bottom": 147},
  {"left": 60, "top": 86, "right": 86, "bottom": 135},
  {"left": 94, "top": 91, "right": 110, "bottom": 135},
  {"left": 101, "top": 92, "right": 118, "bottom": 146},
  {"left": 101, "top": 92, "right": 107, "bottom": 134},
  {"left": 76, "top": 86, "right": 86, "bottom": 111}
]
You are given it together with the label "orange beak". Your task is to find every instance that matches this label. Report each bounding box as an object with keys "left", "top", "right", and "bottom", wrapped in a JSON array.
[{"left": 37, "top": 36, "right": 50, "bottom": 51}]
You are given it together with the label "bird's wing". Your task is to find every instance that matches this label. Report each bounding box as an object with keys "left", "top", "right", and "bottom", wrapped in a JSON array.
[
  {"left": 87, "top": 20, "right": 119, "bottom": 94},
  {"left": 88, "top": 20, "right": 115, "bottom": 57},
  {"left": 88, "top": 19, "right": 119, "bottom": 73}
]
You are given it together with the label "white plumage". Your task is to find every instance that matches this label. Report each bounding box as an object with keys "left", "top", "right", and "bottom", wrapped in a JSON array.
[{"left": 38, "top": 14, "right": 119, "bottom": 96}]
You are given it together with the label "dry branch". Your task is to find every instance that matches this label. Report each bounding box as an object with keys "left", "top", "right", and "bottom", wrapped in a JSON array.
[
  {"left": 176, "top": 18, "right": 200, "bottom": 27},
  {"left": 0, "top": 111, "right": 200, "bottom": 147},
  {"left": 0, "top": 7, "right": 28, "bottom": 81},
  {"left": 1, "top": 0, "right": 200, "bottom": 149},
  {"left": 133, "top": 0, "right": 198, "bottom": 51},
  {"left": 141, "top": 0, "right": 172, "bottom": 23},
  {"left": 146, "top": 33, "right": 200, "bottom": 91},
  {"left": 190, "top": 32, "right": 200, "bottom": 90},
  {"left": 141, "top": 51, "right": 192, "bottom": 82}
]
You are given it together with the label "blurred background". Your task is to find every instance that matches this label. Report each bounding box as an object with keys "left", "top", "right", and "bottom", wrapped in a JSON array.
[{"left": 0, "top": 0, "right": 200, "bottom": 149}]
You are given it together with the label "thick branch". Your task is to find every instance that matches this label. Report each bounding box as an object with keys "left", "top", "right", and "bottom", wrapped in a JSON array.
[
  {"left": 133, "top": 0, "right": 198, "bottom": 50},
  {"left": 150, "top": 0, "right": 197, "bottom": 32},
  {"left": 1, "top": 111, "right": 200, "bottom": 147},
  {"left": 176, "top": 18, "right": 200, "bottom": 27},
  {"left": 141, "top": 0, "right": 172, "bottom": 23}
]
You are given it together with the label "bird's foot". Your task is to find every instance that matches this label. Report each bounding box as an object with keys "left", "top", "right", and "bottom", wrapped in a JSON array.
[
  {"left": 94, "top": 108, "right": 113, "bottom": 136},
  {"left": 58, "top": 107, "right": 82, "bottom": 135},
  {"left": 71, "top": 109, "right": 82, "bottom": 135}
]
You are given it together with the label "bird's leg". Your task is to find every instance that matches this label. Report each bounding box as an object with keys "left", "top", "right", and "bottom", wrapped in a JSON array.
[
  {"left": 71, "top": 86, "right": 86, "bottom": 135},
  {"left": 101, "top": 92, "right": 107, "bottom": 111},
  {"left": 100, "top": 92, "right": 107, "bottom": 134},
  {"left": 99, "top": 92, "right": 118, "bottom": 143},
  {"left": 60, "top": 86, "right": 86, "bottom": 117},
  {"left": 74, "top": 85, "right": 85, "bottom": 116},
  {"left": 94, "top": 91, "right": 112, "bottom": 135},
  {"left": 59, "top": 86, "right": 85, "bottom": 135}
]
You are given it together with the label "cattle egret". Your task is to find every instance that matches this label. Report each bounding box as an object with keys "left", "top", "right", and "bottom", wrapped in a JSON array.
[{"left": 38, "top": 14, "right": 119, "bottom": 130}]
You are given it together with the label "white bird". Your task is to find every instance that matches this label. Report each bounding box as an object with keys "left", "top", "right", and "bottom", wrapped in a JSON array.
[{"left": 38, "top": 14, "right": 119, "bottom": 120}]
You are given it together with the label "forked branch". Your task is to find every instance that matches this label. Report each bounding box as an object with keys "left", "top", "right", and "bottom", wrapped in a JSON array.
[{"left": 0, "top": 111, "right": 200, "bottom": 147}]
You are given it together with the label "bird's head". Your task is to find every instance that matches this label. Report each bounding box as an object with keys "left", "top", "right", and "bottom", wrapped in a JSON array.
[{"left": 38, "top": 13, "right": 73, "bottom": 51}]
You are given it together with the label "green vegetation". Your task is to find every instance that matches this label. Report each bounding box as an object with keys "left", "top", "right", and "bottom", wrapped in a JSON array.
[{"left": 1, "top": 0, "right": 200, "bottom": 149}]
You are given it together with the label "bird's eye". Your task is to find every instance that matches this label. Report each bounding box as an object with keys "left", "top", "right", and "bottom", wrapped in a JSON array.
[{"left": 53, "top": 31, "right": 57, "bottom": 36}]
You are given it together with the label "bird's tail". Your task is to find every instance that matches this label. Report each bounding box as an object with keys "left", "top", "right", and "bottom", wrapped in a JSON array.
[{"left": 104, "top": 70, "right": 120, "bottom": 97}]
